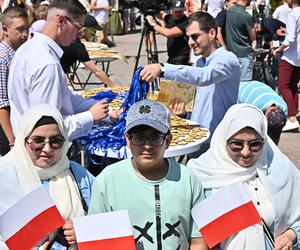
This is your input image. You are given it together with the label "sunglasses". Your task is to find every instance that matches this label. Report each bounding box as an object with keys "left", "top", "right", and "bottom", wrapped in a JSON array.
[
  {"left": 26, "top": 135, "right": 65, "bottom": 150},
  {"left": 129, "top": 134, "right": 167, "bottom": 146},
  {"left": 189, "top": 32, "right": 205, "bottom": 41},
  {"left": 64, "top": 16, "right": 83, "bottom": 31},
  {"left": 227, "top": 139, "right": 264, "bottom": 153}
]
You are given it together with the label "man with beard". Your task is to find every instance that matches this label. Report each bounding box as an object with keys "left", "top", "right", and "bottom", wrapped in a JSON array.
[{"left": 140, "top": 11, "right": 241, "bottom": 156}]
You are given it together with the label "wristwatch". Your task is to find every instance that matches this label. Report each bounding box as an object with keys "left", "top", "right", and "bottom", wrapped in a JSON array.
[{"left": 160, "top": 63, "right": 165, "bottom": 77}]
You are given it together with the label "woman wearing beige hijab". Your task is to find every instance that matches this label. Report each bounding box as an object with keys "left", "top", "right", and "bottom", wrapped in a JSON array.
[{"left": 0, "top": 104, "right": 94, "bottom": 249}]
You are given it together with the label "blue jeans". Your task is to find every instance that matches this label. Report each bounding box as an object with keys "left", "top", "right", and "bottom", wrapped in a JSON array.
[{"left": 238, "top": 53, "right": 253, "bottom": 81}]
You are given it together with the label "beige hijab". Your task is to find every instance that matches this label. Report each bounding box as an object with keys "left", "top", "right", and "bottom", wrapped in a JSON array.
[{"left": 9, "top": 104, "right": 84, "bottom": 219}]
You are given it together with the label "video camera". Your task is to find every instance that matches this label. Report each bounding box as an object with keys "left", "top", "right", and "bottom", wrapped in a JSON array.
[{"left": 122, "top": 0, "right": 170, "bottom": 15}]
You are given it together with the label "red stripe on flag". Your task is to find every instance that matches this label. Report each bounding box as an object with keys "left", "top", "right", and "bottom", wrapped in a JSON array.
[
  {"left": 200, "top": 201, "right": 262, "bottom": 248},
  {"left": 78, "top": 235, "right": 136, "bottom": 250},
  {"left": 5, "top": 206, "right": 64, "bottom": 250}
]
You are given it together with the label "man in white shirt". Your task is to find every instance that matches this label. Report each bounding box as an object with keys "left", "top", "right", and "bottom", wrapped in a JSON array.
[
  {"left": 8, "top": 0, "right": 110, "bottom": 140},
  {"left": 275, "top": 0, "right": 300, "bottom": 131},
  {"left": 272, "top": 0, "right": 292, "bottom": 24}
]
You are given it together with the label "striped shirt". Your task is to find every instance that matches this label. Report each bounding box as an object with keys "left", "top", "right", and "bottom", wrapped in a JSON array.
[
  {"left": 238, "top": 81, "right": 288, "bottom": 115},
  {"left": 0, "top": 41, "right": 15, "bottom": 108}
]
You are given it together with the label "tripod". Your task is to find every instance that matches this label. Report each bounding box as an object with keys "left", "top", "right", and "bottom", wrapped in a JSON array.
[{"left": 134, "top": 20, "right": 159, "bottom": 74}]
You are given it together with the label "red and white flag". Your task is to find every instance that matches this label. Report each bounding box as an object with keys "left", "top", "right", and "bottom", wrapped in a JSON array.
[
  {"left": 191, "top": 182, "right": 262, "bottom": 248},
  {"left": 73, "top": 210, "right": 136, "bottom": 250},
  {"left": 0, "top": 186, "right": 64, "bottom": 250}
]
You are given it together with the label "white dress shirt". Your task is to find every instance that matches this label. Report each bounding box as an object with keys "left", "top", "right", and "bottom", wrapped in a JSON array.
[
  {"left": 282, "top": 7, "right": 300, "bottom": 66},
  {"left": 272, "top": 3, "right": 292, "bottom": 24},
  {"left": 8, "top": 32, "right": 95, "bottom": 140}
]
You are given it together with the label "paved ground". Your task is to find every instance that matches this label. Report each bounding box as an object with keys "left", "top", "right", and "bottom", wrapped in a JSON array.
[{"left": 76, "top": 31, "right": 300, "bottom": 168}]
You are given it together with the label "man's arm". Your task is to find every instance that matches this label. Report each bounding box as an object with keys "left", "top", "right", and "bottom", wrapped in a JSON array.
[
  {"left": 215, "top": 11, "right": 227, "bottom": 48},
  {"left": 217, "top": 27, "right": 226, "bottom": 48},
  {"left": 248, "top": 26, "right": 256, "bottom": 42},
  {"left": 140, "top": 56, "right": 240, "bottom": 86},
  {"left": 273, "top": 13, "right": 296, "bottom": 55},
  {"left": 28, "top": 64, "right": 110, "bottom": 140},
  {"left": 0, "top": 107, "right": 14, "bottom": 146},
  {"left": 83, "top": 60, "right": 117, "bottom": 87},
  {"left": 0, "top": 59, "right": 14, "bottom": 146},
  {"left": 146, "top": 15, "right": 185, "bottom": 38}
]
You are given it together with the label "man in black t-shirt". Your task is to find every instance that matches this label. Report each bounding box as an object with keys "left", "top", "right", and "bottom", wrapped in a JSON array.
[
  {"left": 215, "top": 0, "right": 237, "bottom": 48},
  {"left": 146, "top": 0, "right": 190, "bottom": 65}
]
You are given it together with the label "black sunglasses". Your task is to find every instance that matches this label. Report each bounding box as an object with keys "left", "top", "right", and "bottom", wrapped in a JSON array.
[
  {"left": 26, "top": 135, "right": 66, "bottom": 150},
  {"left": 189, "top": 32, "right": 205, "bottom": 41},
  {"left": 227, "top": 139, "right": 265, "bottom": 153}
]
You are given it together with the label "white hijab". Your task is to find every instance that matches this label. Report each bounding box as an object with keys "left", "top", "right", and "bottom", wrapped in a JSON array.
[
  {"left": 188, "top": 104, "right": 300, "bottom": 249},
  {"left": 0, "top": 104, "right": 84, "bottom": 219},
  {"left": 188, "top": 104, "right": 268, "bottom": 188}
]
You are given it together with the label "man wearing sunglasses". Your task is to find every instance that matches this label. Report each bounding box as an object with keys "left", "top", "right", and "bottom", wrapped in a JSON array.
[
  {"left": 140, "top": 11, "right": 241, "bottom": 157},
  {"left": 7, "top": 0, "right": 112, "bottom": 141}
]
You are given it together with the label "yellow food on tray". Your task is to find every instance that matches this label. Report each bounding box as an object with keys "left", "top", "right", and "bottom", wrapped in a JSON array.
[
  {"left": 87, "top": 50, "right": 127, "bottom": 61},
  {"left": 80, "top": 88, "right": 208, "bottom": 145}
]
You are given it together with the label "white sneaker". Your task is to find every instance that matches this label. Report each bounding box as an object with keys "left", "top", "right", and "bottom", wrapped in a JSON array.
[{"left": 282, "top": 119, "right": 300, "bottom": 132}]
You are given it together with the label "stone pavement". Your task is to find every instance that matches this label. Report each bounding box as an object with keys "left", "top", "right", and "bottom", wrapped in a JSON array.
[{"left": 78, "top": 31, "right": 300, "bottom": 168}]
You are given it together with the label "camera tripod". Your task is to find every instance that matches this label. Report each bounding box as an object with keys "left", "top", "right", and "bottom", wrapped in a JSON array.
[{"left": 133, "top": 20, "right": 160, "bottom": 74}]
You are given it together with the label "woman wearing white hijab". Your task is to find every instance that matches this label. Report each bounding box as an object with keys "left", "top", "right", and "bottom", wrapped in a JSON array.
[
  {"left": 0, "top": 104, "right": 94, "bottom": 249},
  {"left": 188, "top": 104, "right": 300, "bottom": 250}
]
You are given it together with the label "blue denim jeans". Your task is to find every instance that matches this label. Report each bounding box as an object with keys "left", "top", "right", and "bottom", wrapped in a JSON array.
[{"left": 238, "top": 53, "right": 254, "bottom": 81}]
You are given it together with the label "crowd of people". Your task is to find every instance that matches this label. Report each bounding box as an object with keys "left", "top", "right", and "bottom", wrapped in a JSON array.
[{"left": 0, "top": 0, "right": 300, "bottom": 249}]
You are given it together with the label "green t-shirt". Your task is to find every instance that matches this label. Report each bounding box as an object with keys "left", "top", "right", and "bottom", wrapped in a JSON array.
[
  {"left": 226, "top": 4, "right": 254, "bottom": 57},
  {"left": 89, "top": 158, "right": 204, "bottom": 250}
]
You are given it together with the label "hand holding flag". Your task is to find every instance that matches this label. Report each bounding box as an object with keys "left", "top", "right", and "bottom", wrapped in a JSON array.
[
  {"left": 0, "top": 187, "right": 65, "bottom": 250},
  {"left": 191, "top": 182, "right": 262, "bottom": 248}
]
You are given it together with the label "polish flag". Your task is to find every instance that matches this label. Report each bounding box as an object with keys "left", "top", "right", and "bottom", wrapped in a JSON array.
[
  {"left": 73, "top": 210, "right": 136, "bottom": 250},
  {"left": 0, "top": 187, "right": 65, "bottom": 250},
  {"left": 191, "top": 182, "right": 262, "bottom": 248}
]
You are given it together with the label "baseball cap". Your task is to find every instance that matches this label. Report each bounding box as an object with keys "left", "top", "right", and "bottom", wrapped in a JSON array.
[
  {"left": 266, "top": 109, "right": 286, "bottom": 129},
  {"left": 40, "top": 0, "right": 50, "bottom": 5},
  {"left": 125, "top": 99, "right": 171, "bottom": 134},
  {"left": 84, "top": 14, "right": 102, "bottom": 30},
  {"left": 171, "top": 0, "right": 185, "bottom": 10}
]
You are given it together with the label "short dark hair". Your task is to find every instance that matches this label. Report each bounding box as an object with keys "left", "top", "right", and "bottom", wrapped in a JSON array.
[
  {"left": 2, "top": 6, "right": 28, "bottom": 26},
  {"left": 49, "top": 0, "right": 87, "bottom": 18},
  {"left": 187, "top": 11, "right": 217, "bottom": 34}
]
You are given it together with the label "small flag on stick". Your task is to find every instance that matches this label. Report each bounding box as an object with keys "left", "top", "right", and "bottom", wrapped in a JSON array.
[
  {"left": 0, "top": 187, "right": 64, "bottom": 250},
  {"left": 191, "top": 182, "right": 262, "bottom": 248},
  {"left": 73, "top": 210, "right": 136, "bottom": 250}
]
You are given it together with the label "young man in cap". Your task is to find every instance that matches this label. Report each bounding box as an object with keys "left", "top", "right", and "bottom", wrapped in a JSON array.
[
  {"left": 146, "top": 0, "right": 190, "bottom": 65},
  {"left": 88, "top": 99, "right": 207, "bottom": 250},
  {"left": 60, "top": 14, "right": 116, "bottom": 87}
]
